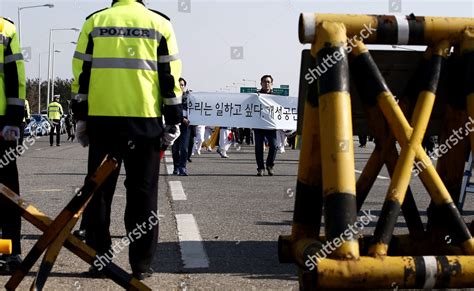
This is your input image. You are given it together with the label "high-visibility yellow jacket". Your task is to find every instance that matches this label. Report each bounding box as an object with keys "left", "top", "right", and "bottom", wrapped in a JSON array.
[
  {"left": 0, "top": 17, "right": 26, "bottom": 127},
  {"left": 47, "top": 101, "right": 63, "bottom": 120},
  {"left": 71, "top": 0, "right": 182, "bottom": 139}
]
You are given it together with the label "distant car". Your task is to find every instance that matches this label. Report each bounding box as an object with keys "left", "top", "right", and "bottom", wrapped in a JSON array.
[
  {"left": 32, "top": 113, "right": 66, "bottom": 135},
  {"left": 31, "top": 114, "right": 46, "bottom": 123},
  {"left": 31, "top": 114, "right": 51, "bottom": 136},
  {"left": 24, "top": 119, "right": 37, "bottom": 137},
  {"left": 35, "top": 123, "right": 47, "bottom": 136}
]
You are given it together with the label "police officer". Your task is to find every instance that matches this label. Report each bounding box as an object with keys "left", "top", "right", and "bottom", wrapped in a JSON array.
[
  {"left": 71, "top": 0, "right": 181, "bottom": 280},
  {"left": 47, "top": 95, "right": 63, "bottom": 146},
  {"left": 0, "top": 16, "right": 26, "bottom": 274}
]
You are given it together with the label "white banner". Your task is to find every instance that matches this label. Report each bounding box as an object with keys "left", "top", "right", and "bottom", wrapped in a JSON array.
[{"left": 187, "top": 92, "right": 298, "bottom": 130}]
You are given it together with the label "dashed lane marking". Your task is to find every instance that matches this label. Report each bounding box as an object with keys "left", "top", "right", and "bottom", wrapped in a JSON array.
[
  {"left": 169, "top": 181, "right": 186, "bottom": 200},
  {"left": 355, "top": 169, "right": 389, "bottom": 180},
  {"left": 166, "top": 164, "right": 174, "bottom": 175},
  {"left": 175, "top": 214, "right": 209, "bottom": 269}
]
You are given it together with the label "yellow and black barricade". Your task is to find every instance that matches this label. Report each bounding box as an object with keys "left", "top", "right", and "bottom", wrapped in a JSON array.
[
  {"left": 0, "top": 156, "right": 151, "bottom": 291},
  {"left": 280, "top": 13, "right": 474, "bottom": 289}
]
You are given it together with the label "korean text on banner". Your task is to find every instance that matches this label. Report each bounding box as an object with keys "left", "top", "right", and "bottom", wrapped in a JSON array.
[{"left": 187, "top": 92, "right": 298, "bottom": 130}]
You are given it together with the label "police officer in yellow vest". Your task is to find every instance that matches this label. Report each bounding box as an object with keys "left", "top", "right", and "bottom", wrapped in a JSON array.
[
  {"left": 0, "top": 16, "right": 26, "bottom": 274},
  {"left": 71, "top": 0, "right": 181, "bottom": 280},
  {"left": 47, "top": 95, "right": 63, "bottom": 146}
]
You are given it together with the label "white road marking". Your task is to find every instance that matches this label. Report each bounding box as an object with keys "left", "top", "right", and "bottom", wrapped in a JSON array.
[
  {"left": 169, "top": 181, "right": 186, "bottom": 201},
  {"left": 166, "top": 164, "right": 175, "bottom": 175},
  {"left": 175, "top": 214, "right": 209, "bottom": 269},
  {"left": 165, "top": 149, "right": 207, "bottom": 268},
  {"left": 162, "top": 152, "right": 174, "bottom": 174},
  {"left": 354, "top": 169, "right": 389, "bottom": 180},
  {"left": 37, "top": 189, "right": 63, "bottom": 192}
]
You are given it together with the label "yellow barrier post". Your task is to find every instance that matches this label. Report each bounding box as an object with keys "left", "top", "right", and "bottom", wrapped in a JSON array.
[
  {"left": 278, "top": 53, "right": 323, "bottom": 265},
  {"left": 315, "top": 21, "right": 359, "bottom": 261},
  {"left": 317, "top": 255, "right": 474, "bottom": 288},
  {"left": 0, "top": 239, "right": 12, "bottom": 255}
]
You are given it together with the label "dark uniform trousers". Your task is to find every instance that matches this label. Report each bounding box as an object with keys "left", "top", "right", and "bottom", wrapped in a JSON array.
[
  {"left": 49, "top": 119, "right": 61, "bottom": 146},
  {"left": 84, "top": 137, "right": 161, "bottom": 273},
  {"left": 0, "top": 140, "right": 21, "bottom": 254}
]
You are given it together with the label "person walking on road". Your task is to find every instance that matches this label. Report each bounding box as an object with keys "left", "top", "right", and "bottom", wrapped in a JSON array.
[
  {"left": 19, "top": 98, "right": 30, "bottom": 146},
  {"left": 0, "top": 16, "right": 26, "bottom": 275},
  {"left": 192, "top": 125, "right": 206, "bottom": 155},
  {"left": 65, "top": 113, "right": 75, "bottom": 142},
  {"left": 254, "top": 75, "right": 277, "bottom": 176},
  {"left": 47, "top": 95, "right": 63, "bottom": 146},
  {"left": 172, "top": 77, "right": 191, "bottom": 175},
  {"left": 71, "top": 0, "right": 182, "bottom": 280},
  {"left": 217, "top": 127, "right": 231, "bottom": 158}
]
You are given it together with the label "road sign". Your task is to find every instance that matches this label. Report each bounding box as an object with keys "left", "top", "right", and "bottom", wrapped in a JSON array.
[
  {"left": 240, "top": 87, "right": 288, "bottom": 95},
  {"left": 272, "top": 88, "right": 289, "bottom": 96},
  {"left": 240, "top": 87, "right": 257, "bottom": 93}
]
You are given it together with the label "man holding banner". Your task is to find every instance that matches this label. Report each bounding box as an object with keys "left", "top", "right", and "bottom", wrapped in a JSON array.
[{"left": 254, "top": 75, "right": 277, "bottom": 176}]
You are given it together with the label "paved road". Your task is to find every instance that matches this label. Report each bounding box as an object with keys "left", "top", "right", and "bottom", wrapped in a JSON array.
[{"left": 0, "top": 134, "right": 472, "bottom": 290}]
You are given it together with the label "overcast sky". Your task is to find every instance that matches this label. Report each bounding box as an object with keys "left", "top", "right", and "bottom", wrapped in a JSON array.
[{"left": 2, "top": 0, "right": 473, "bottom": 96}]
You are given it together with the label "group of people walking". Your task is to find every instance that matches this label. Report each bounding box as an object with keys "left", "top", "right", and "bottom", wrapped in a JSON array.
[{"left": 171, "top": 74, "right": 287, "bottom": 177}]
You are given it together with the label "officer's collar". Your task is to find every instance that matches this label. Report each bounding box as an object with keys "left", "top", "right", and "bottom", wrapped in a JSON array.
[{"left": 112, "top": 0, "right": 143, "bottom": 7}]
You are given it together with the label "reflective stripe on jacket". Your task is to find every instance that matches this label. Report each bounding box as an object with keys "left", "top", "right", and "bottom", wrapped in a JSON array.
[
  {"left": 47, "top": 101, "right": 63, "bottom": 120},
  {"left": 71, "top": 0, "right": 182, "bottom": 126}
]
